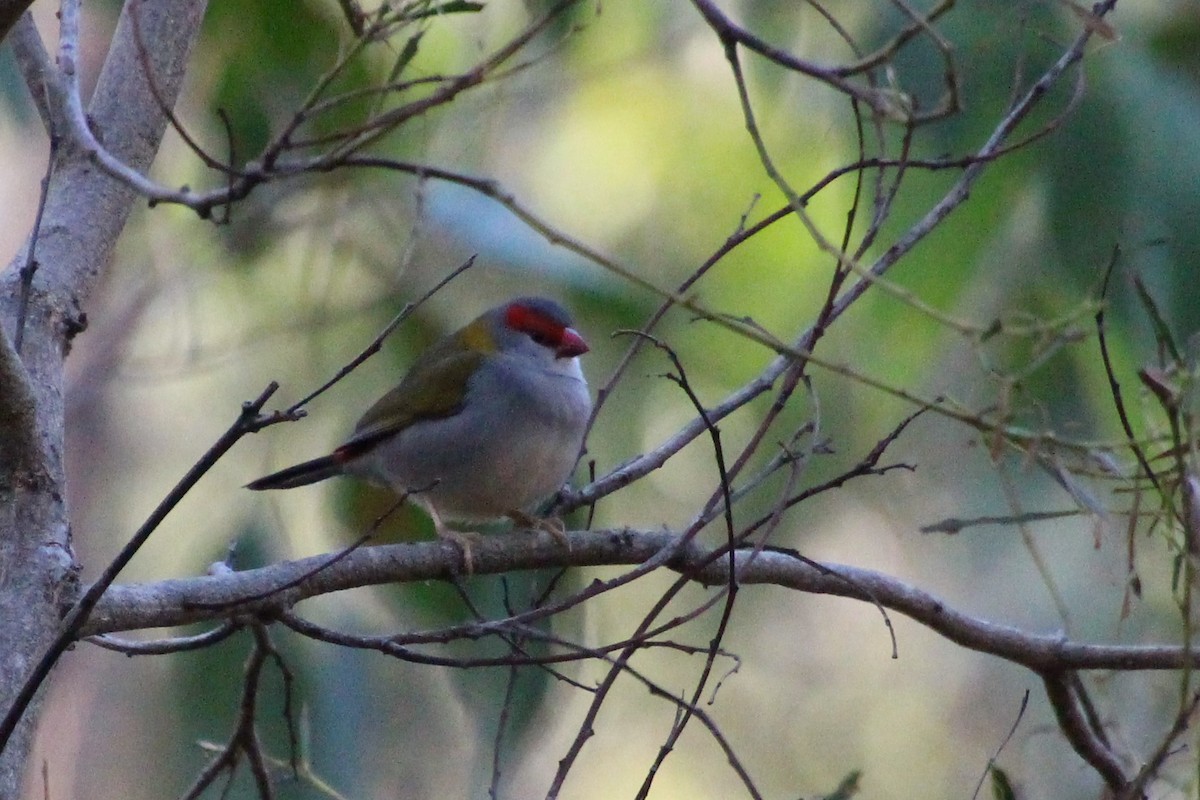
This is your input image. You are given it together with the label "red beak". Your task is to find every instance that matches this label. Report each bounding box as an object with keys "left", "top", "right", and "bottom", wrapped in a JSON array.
[{"left": 556, "top": 327, "right": 589, "bottom": 358}]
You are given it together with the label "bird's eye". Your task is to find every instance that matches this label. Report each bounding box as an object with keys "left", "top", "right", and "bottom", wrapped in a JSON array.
[{"left": 529, "top": 330, "right": 556, "bottom": 347}]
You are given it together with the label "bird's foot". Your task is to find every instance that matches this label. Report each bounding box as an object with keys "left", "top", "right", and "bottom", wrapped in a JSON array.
[
  {"left": 506, "top": 509, "right": 570, "bottom": 550},
  {"left": 436, "top": 528, "right": 484, "bottom": 575}
]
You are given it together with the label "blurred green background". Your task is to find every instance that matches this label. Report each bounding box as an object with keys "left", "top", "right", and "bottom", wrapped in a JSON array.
[{"left": 4, "top": 0, "right": 1200, "bottom": 797}]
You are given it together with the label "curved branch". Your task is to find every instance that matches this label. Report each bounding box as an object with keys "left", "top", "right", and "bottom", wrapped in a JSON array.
[
  {"left": 688, "top": 0, "right": 947, "bottom": 120},
  {"left": 87, "top": 622, "right": 241, "bottom": 655},
  {"left": 86, "top": 528, "right": 1199, "bottom": 676},
  {"left": 1041, "top": 671, "right": 1129, "bottom": 792}
]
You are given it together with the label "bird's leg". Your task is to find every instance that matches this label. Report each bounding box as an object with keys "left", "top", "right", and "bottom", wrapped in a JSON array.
[
  {"left": 428, "top": 507, "right": 482, "bottom": 575},
  {"left": 506, "top": 509, "right": 570, "bottom": 550}
]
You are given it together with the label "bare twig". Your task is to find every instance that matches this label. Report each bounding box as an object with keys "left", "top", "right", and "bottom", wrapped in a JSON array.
[
  {"left": 86, "top": 623, "right": 242, "bottom": 655},
  {"left": 969, "top": 690, "right": 1030, "bottom": 800},
  {"left": 188, "top": 493, "right": 410, "bottom": 611},
  {"left": 612, "top": 333, "right": 739, "bottom": 799},
  {"left": 0, "top": 384, "right": 290, "bottom": 755},
  {"left": 43, "top": 1, "right": 583, "bottom": 219},
  {"left": 1121, "top": 690, "right": 1200, "bottom": 800},
  {"left": 689, "top": 0, "right": 955, "bottom": 121},
  {"left": 14, "top": 138, "right": 55, "bottom": 355},
  {"left": 181, "top": 623, "right": 289, "bottom": 800},
  {"left": 1041, "top": 670, "right": 1129, "bottom": 793},
  {"left": 127, "top": 0, "right": 241, "bottom": 178},
  {"left": 283, "top": 255, "right": 476, "bottom": 414},
  {"left": 1096, "top": 248, "right": 1163, "bottom": 500}
]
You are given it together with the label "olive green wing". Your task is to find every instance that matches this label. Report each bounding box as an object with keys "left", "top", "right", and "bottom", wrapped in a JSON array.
[{"left": 338, "top": 338, "right": 486, "bottom": 456}]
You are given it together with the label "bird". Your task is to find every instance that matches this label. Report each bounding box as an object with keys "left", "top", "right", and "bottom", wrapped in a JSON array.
[{"left": 247, "top": 296, "right": 592, "bottom": 571}]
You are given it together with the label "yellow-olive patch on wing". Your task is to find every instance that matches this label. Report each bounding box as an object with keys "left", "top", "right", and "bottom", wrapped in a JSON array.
[{"left": 341, "top": 329, "right": 490, "bottom": 454}]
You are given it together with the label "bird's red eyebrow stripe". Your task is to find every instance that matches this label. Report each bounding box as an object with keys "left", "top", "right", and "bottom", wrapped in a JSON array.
[{"left": 506, "top": 304, "right": 563, "bottom": 340}]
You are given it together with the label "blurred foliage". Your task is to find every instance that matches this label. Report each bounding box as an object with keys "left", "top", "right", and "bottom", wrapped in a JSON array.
[
  {"left": 9, "top": 0, "right": 1200, "bottom": 797},
  {"left": 990, "top": 765, "right": 1018, "bottom": 800},
  {"left": 817, "top": 769, "right": 862, "bottom": 800}
]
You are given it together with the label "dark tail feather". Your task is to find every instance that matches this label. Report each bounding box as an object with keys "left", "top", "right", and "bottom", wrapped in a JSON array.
[{"left": 246, "top": 454, "right": 343, "bottom": 490}]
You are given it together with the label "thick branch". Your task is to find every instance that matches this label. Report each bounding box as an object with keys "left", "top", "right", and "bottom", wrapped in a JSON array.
[
  {"left": 0, "top": 0, "right": 35, "bottom": 52},
  {"left": 86, "top": 529, "right": 1198, "bottom": 675},
  {"left": 7, "top": 13, "right": 53, "bottom": 131}
]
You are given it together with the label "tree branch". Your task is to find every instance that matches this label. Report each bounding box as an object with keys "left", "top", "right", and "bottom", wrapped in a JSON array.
[
  {"left": 0, "top": 0, "right": 35, "bottom": 54},
  {"left": 1042, "top": 671, "right": 1130, "bottom": 793},
  {"left": 0, "top": 322, "right": 41, "bottom": 481},
  {"left": 7, "top": 13, "right": 54, "bottom": 131},
  {"left": 84, "top": 529, "right": 1200, "bottom": 676}
]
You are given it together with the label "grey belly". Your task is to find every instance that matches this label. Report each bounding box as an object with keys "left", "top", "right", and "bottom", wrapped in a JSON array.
[{"left": 350, "top": 391, "right": 587, "bottom": 521}]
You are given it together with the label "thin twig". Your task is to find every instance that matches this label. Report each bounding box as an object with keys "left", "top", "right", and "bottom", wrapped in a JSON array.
[
  {"left": 14, "top": 135, "right": 55, "bottom": 354},
  {"left": 0, "top": 384, "right": 289, "bottom": 755},
  {"left": 969, "top": 690, "right": 1030, "bottom": 800},
  {"left": 187, "top": 493, "right": 411, "bottom": 611},
  {"left": 86, "top": 622, "right": 242, "bottom": 655},
  {"left": 181, "top": 623, "right": 285, "bottom": 800},
  {"left": 1096, "top": 247, "right": 1162, "bottom": 498},
  {"left": 284, "top": 255, "right": 476, "bottom": 414},
  {"left": 615, "top": 333, "right": 739, "bottom": 799}
]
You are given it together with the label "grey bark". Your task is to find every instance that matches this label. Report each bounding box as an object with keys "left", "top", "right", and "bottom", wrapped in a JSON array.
[
  {"left": 0, "top": 0, "right": 34, "bottom": 57},
  {"left": 0, "top": 0, "right": 206, "bottom": 794}
]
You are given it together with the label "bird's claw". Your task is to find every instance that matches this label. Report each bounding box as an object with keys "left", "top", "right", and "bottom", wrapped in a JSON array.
[
  {"left": 507, "top": 510, "right": 571, "bottom": 550},
  {"left": 437, "top": 528, "right": 483, "bottom": 575}
]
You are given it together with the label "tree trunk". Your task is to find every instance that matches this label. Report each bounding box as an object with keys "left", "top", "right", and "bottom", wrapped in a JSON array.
[{"left": 0, "top": 0, "right": 206, "bottom": 793}]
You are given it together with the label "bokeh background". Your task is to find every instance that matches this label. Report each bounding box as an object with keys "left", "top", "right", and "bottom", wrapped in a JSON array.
[{"left": 4, "top": 0, "right": 1200, "bottom": 797}]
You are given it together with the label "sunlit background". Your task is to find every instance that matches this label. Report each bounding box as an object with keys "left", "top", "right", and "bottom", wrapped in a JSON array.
[{"left": 4, "top": 0, "right": 1200, "bottom": 797}]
